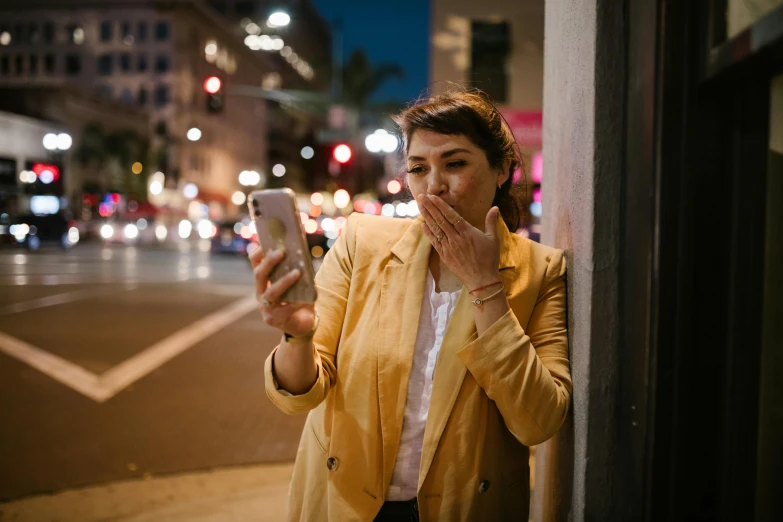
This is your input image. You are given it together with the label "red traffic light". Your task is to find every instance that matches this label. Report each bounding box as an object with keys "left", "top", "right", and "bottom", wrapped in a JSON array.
[
  {"left": 333, "top": 144, "right": 352, "bottom": 164},
  {"left": 204, "top": 76, "right": 222, "bottom": 94}
]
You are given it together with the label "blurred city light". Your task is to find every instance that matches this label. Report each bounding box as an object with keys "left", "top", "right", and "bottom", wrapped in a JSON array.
[
  {"left": 132, "top": 162, "right": 143, "bottom": 174},
  {"left": 268, "top": 12, "right": 291, "bottom": 27},
  {"left": 272, "top": 164, "right": 286, "bottom": 177},
  {"left": 334, "top": 189, "right": 350, "bottom": 209},
  {"left": 204, "top": 76, "right": 222, "bottom": 94},
  {"left": 67, "top": 227, "right": 80, "bottom": 245},
  {"left": 530, "top": 201, "right": 543, "bottom": 218},
  {"left": 187, "top": 127, "right": 202, "bottom": 141},
  {"left": 333, "top": 144, "right": 352, "bottom": 164},
  {"left": 56, "top": 133, "right": 73, "bottom": 151},
  {"left": 0, "top": 31, "right": 10, "bottom": 46},
  {"left": 205, "top": 42, "right": 217, "bottom": 56},
  {"left": 301, "top": 146, "right": 314, "bottom": 159},
  {"left": 238, "top": 170, "right": 261, "bottom": 186},
  {"left": 382, "top": 203, "right": 395, "bottom": 217},
  {"left": 365, "top": 129, "right": 398, "bottom": 154},
  {"left": 197, "top": 220, "right": 214, "bottom": 239},
  {"left": 30, "top": 195, "right": 59, "bottom": 215},
  {"left": 304, "top": 220, "right": 318, "bottom": 234},
  {"left": 387, "top": 179, "right": 402, "bottom": 194},
  {"left": 321, "top": 218, "right": 335, "bottom": 232},
  {"left": 38, "top": 169, "right": 54, "bottom": 184},
  {"left": 100, "top": 224, "right": 114, "bottom": 239},
  {"left": 73, "top": 27, "right": 84, "bottom": 44},
  {"left": 42, "top": 133, "right": 58, "bottom": 151},
  {"left": 311, "top": 245, "right": 324, "bottom": 258},
  {"left": 124, "top": 223, "right": 139, "bottom": 240},
  {"left": 149, "top": 180, "right": 163, "bottom": 195},
  {"left": 231, "top": 191, "right": 246, "bottom": 205},
  {"left": 310, "top": 192, "right": 324, "bottom": 205},
  {"left": 245, "top": 22, "right": 261, "bottom": 35},
  {"left": 155, "top": 225, "right": 168, "bottom": 241},
  {"left": 137, "top": 219, "right": 148, "bottom": 230},
  {"left": 183, "top": 183, "right": 199, "bottom": 199},
  {"left": 178, "top": 220, "right": 193, "bottom": 239},
  {"left": 19, "top": 170, "right": 36, "bottom": 184}
]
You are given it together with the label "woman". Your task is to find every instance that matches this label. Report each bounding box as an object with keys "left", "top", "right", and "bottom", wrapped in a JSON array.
[{"left": 249, "top": 89, "right": 572, "bottom": 522}]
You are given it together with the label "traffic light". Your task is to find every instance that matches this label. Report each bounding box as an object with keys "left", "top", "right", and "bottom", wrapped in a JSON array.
[
  {"left": 333, "top": 144, "right": 352, "bottom": 164},
  {"left": 204, "top": 76, "right": 224, "bottom": 113}
]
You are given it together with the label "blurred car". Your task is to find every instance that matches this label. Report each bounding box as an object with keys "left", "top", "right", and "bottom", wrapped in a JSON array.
[
  {"left": 6, "top": 210, "right": 79, "bottom": 251},
  {"left": 211, "top": 219, "right": 253, "bottom": 255}
]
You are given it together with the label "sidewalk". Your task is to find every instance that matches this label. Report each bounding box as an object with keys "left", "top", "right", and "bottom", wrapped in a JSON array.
[{"left": 0, "top": 462, "right": 293, "bottom": 522}]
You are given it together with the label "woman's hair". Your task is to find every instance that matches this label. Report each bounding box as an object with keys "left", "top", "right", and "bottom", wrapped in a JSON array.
[{"left": 392, "top": 88, "right": 528, "bottom": 231}]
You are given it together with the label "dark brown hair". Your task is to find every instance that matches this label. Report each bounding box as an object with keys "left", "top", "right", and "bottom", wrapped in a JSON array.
[{"left": 392, "top": 88, "right": 528, "bottom": 231}]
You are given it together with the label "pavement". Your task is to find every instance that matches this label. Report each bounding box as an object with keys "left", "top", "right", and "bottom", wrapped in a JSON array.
[
  {"left": 0, "top": 462, "right": 293, "bottom": 522},
  {"left": 0, "top": 240, "right": 306, "bottom": 519}
]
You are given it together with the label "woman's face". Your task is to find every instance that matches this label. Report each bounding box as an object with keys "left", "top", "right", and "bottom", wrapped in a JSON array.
[{"left": 406, "top": 130, "right": 508, "bottom": 230}]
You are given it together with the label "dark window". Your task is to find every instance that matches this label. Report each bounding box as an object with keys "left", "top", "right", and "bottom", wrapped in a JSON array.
[
  {"left": 13, "top": 24, "right": 24, "bottom": 43},
  {"left": 14, "top": 54, "right": 23, "bottom": 75},
  {"left": 44, "top": 53, "right": 55, "bottom": 74},
  {"left": 100, "top": 22, "right": 112, "bottom": 42},
  {"left": 65, "top": 54, "right": 81, "bottom": 75},
  {"left": 121, "top": 22, "right": 131, "bottom": 38},
  {"left": 97, "top": 54, "right": 113, "bottom": 75},
  {"left": 137, "top": 22, "right": 147, "bottom": 41},
  {"left": 29, "top": 54, "right": 37, "bottom": 75},
  {"left": 154, "top": 22, "right": 169, "bottom": 41},
  {"left": 1, "top": 55, "right": 9, "bottom": 75},
  {"left": 138, "top": 87, "right": 148, "bottom": 105},
  {"left": 154, "top": 84, "right": 169, "bottom": 106},
  {"left": 28, "top": 23, "right": 39, "bottom": 43},
  {"left": 120, "top": 53, "right": 131, "bottom": 72},
  {"left": 469, "top": 21, "right": 510, "bottom": 104},
  {"left": 137, "top": 54, "right": 147, "bottom": 71},
  {"left": 120, "top": 88, "right": 133, "bottom": 104},
  {"left": 43, "top": 23, "right": 55, "bottom": 43},
  {"left": 97, "top": 85, "right": 113, "bottom": 99},
  {"left": 234, "top": 1, "right": 255, "bottom": 15},
  {"left": 155, "top": 120, "right": 167, "bottom": 136},
  {"left": 154, "top": 55, "right": 169, "bottom": 73}
]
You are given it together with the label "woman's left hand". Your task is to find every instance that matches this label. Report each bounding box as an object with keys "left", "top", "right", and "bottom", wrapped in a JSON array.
[{"left": 418, "top": 194, "right": 502, "bottom": 289}]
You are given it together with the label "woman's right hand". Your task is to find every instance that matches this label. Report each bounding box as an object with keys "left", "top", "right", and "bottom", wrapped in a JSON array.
[{"left": 248, "top": 245, "right": 316, "bottom": 338}]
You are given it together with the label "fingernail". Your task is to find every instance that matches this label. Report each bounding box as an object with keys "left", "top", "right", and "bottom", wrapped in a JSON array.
[{"left": 291, "top": 269, "right": 301, "bottom": 277}]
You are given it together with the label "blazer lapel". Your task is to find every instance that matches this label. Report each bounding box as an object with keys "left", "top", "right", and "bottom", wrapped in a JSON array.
[
  {"left": 418, "top": 218, "right": 519, "bottom": 490},
  {"left": 378, "top": 217, "right": 431, "bottom": 491}
]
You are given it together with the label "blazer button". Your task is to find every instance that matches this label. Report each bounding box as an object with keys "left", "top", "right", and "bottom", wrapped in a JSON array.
[
  {"left": 478, "top": 480, "right": 491, "bottom": 494},
  {"left": 326, "top": 456, "right": 339, "bottom": 471}
]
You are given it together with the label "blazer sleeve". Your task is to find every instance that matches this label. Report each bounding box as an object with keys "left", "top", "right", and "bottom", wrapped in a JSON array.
[
  {"left": 456, "top": 249, "right": 572, "bottom": 446},
  {"left": 263, "top": 213, "right": 358, "bottom": 415}
]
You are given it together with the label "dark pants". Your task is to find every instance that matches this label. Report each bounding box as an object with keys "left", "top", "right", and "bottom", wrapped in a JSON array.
[{"left": 373, "top": 499, "right": 419, "bottom": 522}]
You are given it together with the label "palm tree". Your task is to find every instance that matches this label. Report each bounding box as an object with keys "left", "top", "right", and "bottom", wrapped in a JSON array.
[{"left": 341, "top": 50, "right": 405, "bottom": 111}]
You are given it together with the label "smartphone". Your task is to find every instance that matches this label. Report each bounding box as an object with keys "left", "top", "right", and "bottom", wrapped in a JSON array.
[{"left": 248, "top": 188, "right": 317, "bottom": 303}]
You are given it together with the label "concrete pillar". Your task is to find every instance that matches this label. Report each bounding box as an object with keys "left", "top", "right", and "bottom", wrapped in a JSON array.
[{"left": 532, "top": 0, "right": 624, "bottom": 520}]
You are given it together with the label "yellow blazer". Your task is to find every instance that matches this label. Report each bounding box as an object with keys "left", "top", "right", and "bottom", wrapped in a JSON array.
[{"left": 264, "top": 213, "right": 572, "bottom": 522}]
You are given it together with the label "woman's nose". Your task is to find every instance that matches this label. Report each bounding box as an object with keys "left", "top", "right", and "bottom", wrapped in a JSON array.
[{"left": 426, "top": 171, "right": 446, "bottom": 195}]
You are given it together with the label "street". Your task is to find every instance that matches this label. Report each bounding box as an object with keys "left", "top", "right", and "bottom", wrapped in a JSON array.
[{"left": 0, "top": 242, "right": 305, "bottom": 502}]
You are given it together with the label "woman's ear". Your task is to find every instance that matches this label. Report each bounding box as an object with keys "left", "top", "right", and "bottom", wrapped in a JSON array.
[{"left": 497, "top": 161, "right": 512, "bottom": 186}]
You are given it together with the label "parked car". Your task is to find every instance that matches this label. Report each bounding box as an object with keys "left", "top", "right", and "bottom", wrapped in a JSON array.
[
  {"left": 7, "top": 210, "right": 79, "bottom": 250},
  {"left": 211, "top": 219, "right": 253, "bottom": 255}
]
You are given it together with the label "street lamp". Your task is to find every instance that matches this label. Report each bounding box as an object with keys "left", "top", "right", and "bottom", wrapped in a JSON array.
[
  {"left": 43, "top": 133, "right": 72, "bottom": 151},
  {"left": 187, "top": 127, "right": 202, "bottom": 141},
  {"left": 268, "top": 12, "right": 291, "bottom": 28}
]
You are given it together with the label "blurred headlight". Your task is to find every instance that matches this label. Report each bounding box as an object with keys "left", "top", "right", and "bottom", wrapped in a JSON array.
[
  {"left": 124, "top": 223, "right": 139, "bottom": 239},
  {"left": 197, "top": 220, "right": 213, "bottom": 239},
  {"left": 155, "top": 224, "right": 168, "bottom": 241},
  {"left": 67, "top": 227, "right": 80, "bottom": 244},
  {"left": 178, "top": 220, "right": 192, "bottom": 239},
  {"left": 100, "top": 224, "right": 114, "bottom": 239}
]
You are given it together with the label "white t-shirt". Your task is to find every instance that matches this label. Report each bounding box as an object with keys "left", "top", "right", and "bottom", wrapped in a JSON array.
[{"left": 386, "top": 270, "right": 462, "bottom": 501}]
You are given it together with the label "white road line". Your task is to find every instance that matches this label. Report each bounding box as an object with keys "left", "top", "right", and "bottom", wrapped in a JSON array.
[
  {"left": 98, "top": 296, "right": 258, "bottom": 395},
  {"left": 0, "top": 284, "right": 138, "bottom": 316},
  {"left": 0, "top": 331, "right": 105, "bottom": 402},
  {"left": 0, "top": 295, "right": 259, "bottom": 403}
]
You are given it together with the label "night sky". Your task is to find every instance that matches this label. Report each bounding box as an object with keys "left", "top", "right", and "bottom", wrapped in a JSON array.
[{"left": 310, "top": 0, "right": 430, "bottom": 104}]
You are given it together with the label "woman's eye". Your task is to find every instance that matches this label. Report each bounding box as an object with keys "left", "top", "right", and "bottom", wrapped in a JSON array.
[
  {"left": 406, "top": 165, "right": 426, "bottom": 175},
  {"left": 446, "top": 160, "right": 466, "bottom": 169}
]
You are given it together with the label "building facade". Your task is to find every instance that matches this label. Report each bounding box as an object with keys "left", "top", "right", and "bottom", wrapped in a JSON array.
[{"left": 0, "top": 0, "right": 329, "bottom": 219}]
